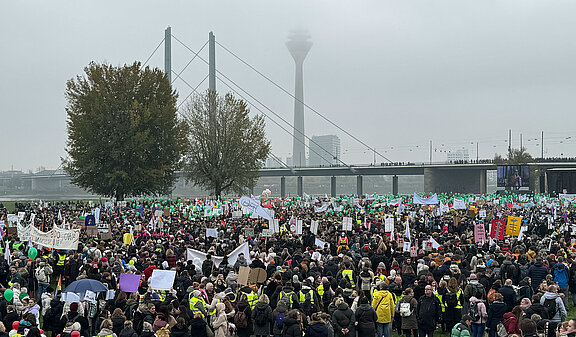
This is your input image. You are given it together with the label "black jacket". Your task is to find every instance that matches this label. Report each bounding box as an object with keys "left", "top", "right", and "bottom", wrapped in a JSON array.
[
  {"left": 497, "top": 286, "right": 516, "bottom": 311},
  {"left": 306, "top": 320, "right": 329, "bottom": 337},
  {"left": 417, "top": 295, "right": 442, "bottom": 331},
  {"left": 331, "top": 302, "right": 356, "bottom": 337},
  {"left": 170, "top": 325, "right": 191, "bottom": 337},
  {"left": 282, "top": 317, "right": 302, "bottom": 337},
  {"left": 486, "top": 300, "right": 508, "bottom": 329},
  {"left": 118, "top": 327, "right": 138, "bottom": 337},
  {"left": 528, "top": 262, "right": 548, "bottom": 290}
]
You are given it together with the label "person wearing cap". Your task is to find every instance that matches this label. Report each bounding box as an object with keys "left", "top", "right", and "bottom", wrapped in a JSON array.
[{"left": 451, "top": 314, "right": 473, "bottom": 337}]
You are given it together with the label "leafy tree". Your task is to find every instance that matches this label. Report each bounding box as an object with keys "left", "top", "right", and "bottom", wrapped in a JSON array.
[
  {"left": 64, "top": 62, "right": 187, "bottom": 200},
  {"left": 182, "top": 91, "right": 270, "bottom": 197},
  {"left": 493, "top": 147, "right": 533, "bottom": 165}
]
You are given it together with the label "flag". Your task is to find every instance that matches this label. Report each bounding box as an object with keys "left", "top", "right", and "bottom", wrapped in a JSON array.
[
  {"left": 506, "top": 216, "right": 522, "bottom": 236},
  {"left": 58, "top": 210, "right": 63, "bottom": 221},
  {"left": 405, "top": 220, "right": 411, "bottom": 242},
  {"left": 4, "top": 243, "right": 10, "bottom": 264}
]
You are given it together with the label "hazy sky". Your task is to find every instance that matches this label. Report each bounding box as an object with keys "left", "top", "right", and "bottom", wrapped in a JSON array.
[{"left": 2, "top": 0, "right": 576, "bottom": 172}]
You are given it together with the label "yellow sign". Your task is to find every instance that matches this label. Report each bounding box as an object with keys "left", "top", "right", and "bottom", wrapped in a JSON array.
[
  {"left": 123, "top": 233, "right": 134, "bottom": 245},
  {"left": 506, "top": 216, "right": 522, "bottom": 236}
]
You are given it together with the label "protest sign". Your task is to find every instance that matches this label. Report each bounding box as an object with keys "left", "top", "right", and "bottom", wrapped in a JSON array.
[
  {"left": 149, "top": 270, "right": 176, "bottom": 290},
  {"left": 248, "top": 268, "right": 267, "bottom": 284},
  {"left": 342, "top": 217, "right": 353, "bottom": 231},
  {"left": 119, "top": 273, "right": 141, "bottom": 293},
  {"left": 239, "top": 196, "right": 271, "bottom": 220},
  {"left": 490, "top": 219, "right": 506, "bottom": 240},
  {"left": 186, "top": 242, "right": 251, "bottom": 269},
  {"left": 474, "top": 222, "right": 486, "bottom": 244},
  {"left": 310, "top": 220, "right": 319, "bottom": 235},
  {"left": 84, "top": 290, "right": 97, "bottom": 303},
  {"left": 296, "top": 220, "right": 303, "bottom": 235},
  {"left": 453, "top": 199, "right": 467, "bottom": 209},
  {"left": 271, "top": 219, "right": 279, "bottom": 233},
  {"left": 123, "top": 233, "right": 133, "bottom": 245},
  {"left": 506, "top": 216, "right": 522, "bottom": 236},
  {"left": 315, "top": 238, "right": 325, "bottom": 249},
  {"left": 384, "top": 218, "right": 394, "bottom": 232},
  {"left": 479, "top": 210, "right": 486, "bottom": 218},
  {"left": 206, "top": 228, "right": 218, "bottom": 238},
  {"left": 244, "top": 227, "right": 254, "bottom": 238},
  {"left": 17, "top": 223, "right": 80, "bottom": 250},
  {"left": 262, "top": 229, "right": 273, "bottom": 237},
  {"left": 238, "top": 266, "right": 250, "bottom": 286},
  {"left": 97, "top": 223, "right": 109, "bottom": 233}
]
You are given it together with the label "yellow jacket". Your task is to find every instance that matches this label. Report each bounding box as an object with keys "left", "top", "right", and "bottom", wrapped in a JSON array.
[{"left": 372, "top": 290, "right": 395, "bottom": 323}]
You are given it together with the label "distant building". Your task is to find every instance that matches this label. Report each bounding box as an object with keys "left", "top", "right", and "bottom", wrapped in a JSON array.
[
  {"left": 266, "top": 156, "right": 284, "bottom": 168},
  {"left": 309, "top": 135, "right": 341, "bottom": 167},
  {"left": 446, "top": 149, "right": 469, "bottom": 163}
]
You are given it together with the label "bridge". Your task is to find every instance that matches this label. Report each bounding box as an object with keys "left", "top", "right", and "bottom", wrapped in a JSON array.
[{"left": 13, "top": 161, "right": 576, "bottom": 197}]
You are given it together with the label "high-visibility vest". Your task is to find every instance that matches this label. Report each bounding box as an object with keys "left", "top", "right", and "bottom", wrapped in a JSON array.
[
  {"left": 299, "top": 289, "right": 315, "bottom": 305},
  {"left": 157, "top": 290, "right": 166, "bottom": 302},
  {"left": 434, "top": 291, "right": 445, "bottom": 312},
  {"left": 57, "top": 253, "right": 66, "bottom": 266},
  {"left": 342, "top": 270, "right": 355, "bottom": 287},
  {"left": 445, "top": 289, "right": 463, "bottom": 309},
  {"left": 279, "top": 291, "right": 294, "bottom": 308},
  {"left": 317, "top": 284, "right": 325, "bottom": 298},
  {"left": 245, "top": 292, "right": 258, "bottom": 309},
  {"left": 188, "top": 294, "right": 205, "bottom": 317},
  {"left": 338, "top": 237, "right": 348, "bottom": 245}
]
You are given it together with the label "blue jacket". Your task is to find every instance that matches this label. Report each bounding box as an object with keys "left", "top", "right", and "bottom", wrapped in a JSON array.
[
  {"left": 528, "top": 262, "right": 548, "bottom": 289},
  {"left": 553, "top": 263, "right": 569, "bottom": 288}
]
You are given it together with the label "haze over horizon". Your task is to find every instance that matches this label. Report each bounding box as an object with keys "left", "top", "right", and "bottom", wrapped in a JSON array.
[{"left": 2, "top": 0, "right": 576, "bottom": 172}]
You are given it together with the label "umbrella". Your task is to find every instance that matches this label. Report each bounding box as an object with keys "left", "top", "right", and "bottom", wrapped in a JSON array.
[{"left": 63, "top": 279, "right": 108, "bottom": 294}]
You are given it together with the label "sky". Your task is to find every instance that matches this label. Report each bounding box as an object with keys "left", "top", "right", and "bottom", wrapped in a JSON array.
[{"left": 2, "top": 0, "right": 576, "bottom": 172}]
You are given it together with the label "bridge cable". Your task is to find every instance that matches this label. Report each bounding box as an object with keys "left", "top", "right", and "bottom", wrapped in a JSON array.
[
  {"left": 216, "top": 41, "right": 393, "bottom": 164},
  {"left": 140, "top": 37, "right": 165, "bottom": 70}
]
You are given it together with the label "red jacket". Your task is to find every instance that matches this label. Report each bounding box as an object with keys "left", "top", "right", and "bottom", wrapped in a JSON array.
[
  {"left": 503, "top": 312, "right": 519, "bottom": 335},
  {"left": 143, "top": 265, "right": 157, "bottom": 281}
]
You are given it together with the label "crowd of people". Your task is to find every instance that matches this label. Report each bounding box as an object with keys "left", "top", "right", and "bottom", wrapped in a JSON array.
[{"left": 0, "top": 192, "right": 574, "bottom": 337}]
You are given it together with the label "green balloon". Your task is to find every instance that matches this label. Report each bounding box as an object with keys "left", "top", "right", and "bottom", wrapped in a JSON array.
[
  {"left": 4, "top": 289, "right": 13, "bottom": 302},
  {"left": 28, "top": 248, "right": 38, "bottom": 260}
]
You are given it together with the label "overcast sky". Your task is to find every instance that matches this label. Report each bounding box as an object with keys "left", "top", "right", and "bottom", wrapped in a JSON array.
[{"left": 2, "top": 0, "right": 576, "bottom": 172}]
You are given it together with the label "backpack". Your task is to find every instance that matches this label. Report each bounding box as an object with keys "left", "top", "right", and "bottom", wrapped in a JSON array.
[
  {"left": 234, "top": 310, "right": 248, "bottom": 329},
  {"left": 519, "top": 264, "right": 529, "bottom": 280},
  {"left": 35, "top": 268, "right": 48, "bottom": 283},
  {"left": 254, "top": 306, "right": 268, "bottom": 326},
  {"left": 542, "top": 298, "right": 557, "bottom": 318},
  {"left": 453, "top": 323, "right": 468, "bottom": 337},
  {"left": 275, "top": 312, "right": 285, "bottom": 329},
  {"left": 399, "top": 302, "right": 413, "bottom": 317},
  {"left": 553, "top": 265, "right": 569, "bottom": 286},
  {"left": 469, "top": 301, "right": 481, "bottom": 321},
  {"left": 155, "top": 326, "right": 170, "bottom": 337},
  {"left": 496, "top": 321, "right": 508, "bottom": 337},
  {"left": 444, "top": 292, "right": 458, "bottom": 308}
]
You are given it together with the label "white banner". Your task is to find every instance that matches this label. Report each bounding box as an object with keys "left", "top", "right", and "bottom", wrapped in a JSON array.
[
  {"left": 186, "top": 242, "right": 251, "bottom": 269},
  {"left": 206, "top": 228, "right": 218, "bottom": 238},
  {"left": 17, "top": 224, "right": 80, "bottom": 250},
  {"left": 384, "top": 217, "right": 394, "bottom": 232},
  {"left": 239, "top": 196, "right": 272, "bottom": 221},
  {"left": 296, "top": 220, "right": 303, "bottom": 235},
  {"left": 315, "top": 238, "right": 325, "bottom": 249},
  {"left": 413, "top": 193, "right": 439, "bottom": 205},
  {"left": 453, "top": 199, "right": 467, "bottom": 210},
  {"left": 342, "top": 217, "right": 353, "bottom": 231},
  {"left": 310, "top": 220, "right": 319, "bottom": 235},
  {"left": 314, "top": 204, "right": 328, "bottom": 213}
]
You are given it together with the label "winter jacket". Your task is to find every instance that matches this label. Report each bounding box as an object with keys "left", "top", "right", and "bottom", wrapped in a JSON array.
[
  {"left": 524, "top": 303, "right": 549, "bottom": 320},
  {"left": 212, "top": 303, "right": 228, "bottom": 337},
  {"left": 540, "top": 291, "right": 567, "bottom": 322},
  {"left": 189, "top": 316, "right": 207, "bottom": 337},
  {"left": 170, "top": 325, "right": 191, "bottom": 337},
  {"left": 527, "top": 262, "right": 548, "bottom": 289},
  {"left": 486, "top": 300, "right": 507, "bottom": 329},
  {"left": 306, "top": 319, "right": 330, "bottom": 337},
  {"left": 118, "top": 327, "right": 138, "bottom": 337},
  {"left": 282, "top": 317, "right": 302, "bottom": 337},
  {"left": 552, "top": 263, "right": 569, "bottom": 288},
  {"left": 371, "top": 290, "right": 394, "bottom": 323},
  {"left": 355, "top": 303, "right": 377, "bottom": 336},
  {"left": 331, "top": 302, "right": 355, "bottom": 337},
  {"left": 251, "top": 302, "right": 273, "bottom": 336},
  {"left": 469, "top": 297, "right": 487, "bottom": 324},
  {"left": 272, "top": 300, "right": 289, "bottom": 335},
  {"left": 417, "top": 294, "right": 441, "bottom": 332},
  {"left": 451, "top": 322, "right": 471, "bottom": 337},
  {"left": 399, "top": 295, "right": 418, "bottom": 330},
  {"left": 503, "top": 312, "right": 519, "bottom": 335},
  {"left": 97, "top": 328, "right": 118, "bottom": 337},
  {"left": 497, "top": 286, "right": 516, "bottom": 312}
]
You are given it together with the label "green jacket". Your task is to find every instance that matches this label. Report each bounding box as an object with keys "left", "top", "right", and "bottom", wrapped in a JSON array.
[{"left": 451, "top": 323, "right": 470, "bottom": 337}]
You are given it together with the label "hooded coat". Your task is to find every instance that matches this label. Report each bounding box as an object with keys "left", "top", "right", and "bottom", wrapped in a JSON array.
[
  {"left": 371, "top": 290, "right": 394, "bottom": 323},
  {"left": 212, "top": 303, "right": 228, "bottom": 337},
  {"left": 540, "top": 291, "right": 567, "bottom": 322},
  {"left": 306, "top": 317, "right": 330, "bottom": 337},
  {"left": 251, "top": 301, "right": 273, "bottom": 336},
  {"left": 399, "top": 295, "right": 418, "bottom": 330},
  {"left": 272, "top": 300, "right": 289, "bottom": 335},
  {"left": 355, "top": 303, "right": 377, "bottom": 336},
  {"left": 332, "top": 302, "right": 355, "bottom": 337}
]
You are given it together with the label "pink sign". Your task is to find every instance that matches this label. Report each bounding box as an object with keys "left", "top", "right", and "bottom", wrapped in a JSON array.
[{"left": 474, "top": 223, "right": 486, "bottom": 244}]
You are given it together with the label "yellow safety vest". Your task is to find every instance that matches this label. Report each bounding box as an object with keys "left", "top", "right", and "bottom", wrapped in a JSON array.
[
  {"left": 188, "top": 294, "right": 205, "bottom": 317},
  {"left": 342, "top": 269, "right": 355, "bottom": 287},
  {"left": 57, "top": 253, "right": 66, "bottom": 266},
  {"left": 299, "top": 289, "right": 315, "bottom": 305},
  {"left": 279, "top": 291, "right": 294, "bottom": 308},
  {"left": 445, "top": 289, "right": 463, "bottom": 309},
  {"left": 434, "top": 291, "right": 445, "bottom": 312},
  {"left": 245, "top": 292, "right": 258, "bottom": 309},
  {"left": 317, "top": 284, "right": 325, "bottom": 298},
  {"left": 157, "top": 290, "right": 166, "bottom": 302}
]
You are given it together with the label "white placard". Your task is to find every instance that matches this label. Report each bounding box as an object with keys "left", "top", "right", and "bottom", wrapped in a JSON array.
[
  {"left": 315, "top": 238, "right": 325, "bottom": 249},
  {"left": 312, "top": 251, "right": 321, "bottom": 261},
  {"left": 106, "top": 290, "right": 115, "bottom": 300},
  {"left": 149, "top": 270, "right": 177, "bottom": 290},
  {"left": 206, "top": 228, "right": 218, "bottom": 238},
  {"left": 84, "top": 290, "right": 97, "bottom": 303},
  {"left": 385, "top": 218, "right": 394, "bottom": 232},
  {"left": 296, "top": 220, "right": 303, "bottom": 235},
  {"left": 342, "top": 217, "right": 353, "bottom": 231},
  {"left": 271, "top": 219, "right": 279, "bottom": 233},
  {"left": 310, "top": 220, "right": 319, "bottom": 235},
  {"left": 479, "top": 210, "right": 486, "bottom": 218}
]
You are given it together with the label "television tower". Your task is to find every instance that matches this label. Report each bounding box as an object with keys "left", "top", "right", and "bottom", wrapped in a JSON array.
[{"left": 286, "top": 31, "right": 312, "bottom": 167}]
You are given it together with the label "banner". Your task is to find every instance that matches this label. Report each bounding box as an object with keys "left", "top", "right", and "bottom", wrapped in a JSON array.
[
  {"left": 314, "top": 204, "right": 328, "bottom": 213},
  {"left": 506, "top": 216, "right": 522, "bottom": 236},
  {"left": 384, "top": 218, "right": 394, "bottom": 232},
  {"left": 490, "top": 219, "right": 506, "bottom": 240},
  {"left": 310, "top": 220, "right": 319, "bottom": 235},
  {"left": 453, "top": 199, "right": 467, "bottom": 210},
  {"left": 413, "top": 193, "right": 439, "bottom": 205},
  {"left": 17, "top": 223, "right": 80, "bottom": 250},
  {"left": 474, "top": 222, "right": 486, "bottom": 244},
  {"left": 315, "top": 238, "right": 325, "bottom": 249},
  {"left": 186, "top": 242, "right": 251, "bottom": 269},
  {"left": 342, "top": 217, "right": 353, "bottom": 231},
  {"left": 239, "top": 196, "right": 271, "bottom": 221}
]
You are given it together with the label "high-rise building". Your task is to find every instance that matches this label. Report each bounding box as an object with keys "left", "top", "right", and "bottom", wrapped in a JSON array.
[
  {"left": 286, "top": 31, "right": 312, "bottom": 168},
  {"left": 309, "top": 135, "right": 341, "bottom": 167},
  {"left": 446, "top": 149, "right": 470, "bottom": 163}
]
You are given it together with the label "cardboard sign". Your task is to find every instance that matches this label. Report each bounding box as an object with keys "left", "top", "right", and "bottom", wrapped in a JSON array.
[
  {"left": 164, "top": 208, "right": 170, "bottom": 218},
  {"left": 262, "top": 229, "right": 273, "bottom": 237},
  {"left": 238, "top": 266, "right": 250, "bottom": 286},
  {"left": 467, "top": 210, "right": 476, "bottom": 218},
  {"left": 425, "top": 241, "right": 433, "bottom": 252},
  {"left": 244, "top": 227, "right": 254, "bottom": 238},
  {"left": 97, "top": 223, "right": 110, "bottom": 233},
  {"left": 149, "top": 270, "right": 176, "bottom": 290},
  {"left": 248, "top": 268, "right": 267, "bottom": 284},
  {"left": 410, "top": 246, "right": 418, "bottom": 257},
  {"left": 86, "top": 227, "right": 98, "bottom": 237},
  {"left": 99, "top": 232, "right": 113, "bottom": 240}
]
